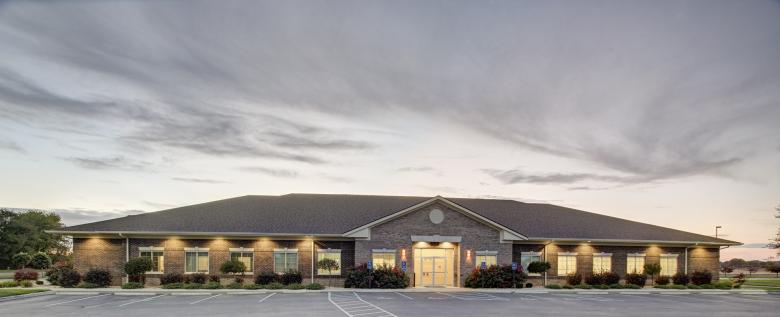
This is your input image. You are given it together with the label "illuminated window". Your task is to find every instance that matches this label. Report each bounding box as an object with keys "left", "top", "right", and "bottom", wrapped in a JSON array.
[
  {"left": 592, "top": 253, "right": 612, "bottom": 273},
  {"left": 372, "top": 249, "right": 396, "bottom": 268},
  {"left": 273, "top": 248, "right": 298, "bottom": 274},
  {"left": 475, "top": 251, "right": 497, "bottom": 268},
  {"left": 184, "top": 248, "right": 209, "bottom": 273},
  {"left": 229, "top": 248, "right": 254, "bottom": 273},
  {"left": 627, "top": 253, "right": 645, "bottom": 274},
  {"left": 520, "top": 252, "right": 542, "bottom": 275},
  {"left": 660, "top": 254, "right": 678, "bottom": 276},
  {"left": 557, "top": 253, "right": 577, "bottom": 275},
  {"left": 317, "top": 249, "right": 341, "bottom": 275},
  {"left": 139, "top": 247, "right": 164, "bottom": 273}
]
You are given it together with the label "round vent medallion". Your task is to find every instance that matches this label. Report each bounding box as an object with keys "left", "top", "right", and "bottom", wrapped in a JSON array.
[{"left": 429, "top": 208, "right": 444, "bottom": 224}]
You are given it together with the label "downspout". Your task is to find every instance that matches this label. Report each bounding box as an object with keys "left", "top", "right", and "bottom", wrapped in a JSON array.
[
  {"left": 684, "top": 245, "right": 690, "bottom": 275},
  {"left": 543, "top": 241, "right": 551, "bottom": 286},
  {"left": 119, "top": 233, "right": 129, "bottom": 283},
  {"left": 311, "top": 239, "right": 315, "bottom": 284}
]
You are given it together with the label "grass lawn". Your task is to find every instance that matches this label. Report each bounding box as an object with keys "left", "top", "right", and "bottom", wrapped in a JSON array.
[
  {"left": 0, "top": 270, "right": 14, "bottom": 279},
  {"left": 743, "top": 279, "right": 780, "bottom": 287},
  {"left": 0, "top": 289, "right": 47, "bottom": 298}
]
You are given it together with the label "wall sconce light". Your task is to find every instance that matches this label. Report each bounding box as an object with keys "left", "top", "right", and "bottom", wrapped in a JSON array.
[
  {"left": 401, "top": 249, "right": 406, "bottom": 260},
  {"left": 466, "top": 249, "right": 471, "bottom": 260}
]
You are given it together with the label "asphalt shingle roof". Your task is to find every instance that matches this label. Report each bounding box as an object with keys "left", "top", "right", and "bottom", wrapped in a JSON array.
[{"left": 61, "top": 193, "right": 738, "bottom": 244}]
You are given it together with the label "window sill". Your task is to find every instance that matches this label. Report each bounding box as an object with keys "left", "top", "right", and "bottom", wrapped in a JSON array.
[
  {"left": 145, "top": 272, "right": 164, "bottom": 275},
  {"left": 184, "top": 272, "right": 209, "bottom": 274}
]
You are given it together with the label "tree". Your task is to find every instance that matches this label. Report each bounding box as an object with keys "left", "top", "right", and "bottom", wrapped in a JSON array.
[
  {"left": 219, "top": 259, "right": 246, "bottom": 276},
  {"left": 746, "top": 265, "right": 759, "bottom": 277},
  {"left": 124, "top": 257, "right": 153, "bottom": 284},
  {"left": 767, "top": 263, "right": 780, "bottom": 278},
  {"left": 643, "top": 263, "right": 662, "bottom": 285},
  {"left": 770, "top": 205, "right": 780, "bottom": 254},
  {"left": 720, "top": 266, "right": 734, "bottom": 277},
  {"left": 317, "top": 258, "right": 339, "bottom": 287},
  {"left": 527, "top": 261, "right": 551, "bottom": 275},
  {"left": 0, "top": 209, "right": 69, "bottom": 269},
  {"left": 29, "top": 252, "right": 52, "bottom": 269},
  {"left": 11, "top": 253, "right": 32, "bottom": 269}
]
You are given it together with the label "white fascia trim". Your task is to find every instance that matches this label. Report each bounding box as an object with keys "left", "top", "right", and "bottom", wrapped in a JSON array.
[
  {"left": 341, "top": 196, "right": 528, "bottom": 240},
  {"left": 273, "top": 248, "right": 298, "bottom": 252},
  {"left": 229, "top": 247, "right": 254, "bottom": 252},
  {"left": 344, "top": 227, "right": 370, "bottom": 239},
  {"left": 139, "top": 246, "right": 164, "bottom": 251},
  {"left": 184, "top": 247, "right": 209, "bottom": 251},
  {"left": 558, "top": 252, "right": 578, "bottom": 256},
  {"left": 475, "top": 250, "right": 498, "bottom": 256}
]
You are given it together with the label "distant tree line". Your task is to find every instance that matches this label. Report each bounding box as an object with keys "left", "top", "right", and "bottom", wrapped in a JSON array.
[{"left": 0, "top": 209, "right": 70, "bottom": 269}]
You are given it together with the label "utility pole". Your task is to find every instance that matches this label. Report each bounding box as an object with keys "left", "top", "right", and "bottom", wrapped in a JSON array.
[{"left": 715, "top": 225, "right": 722, "bottom": 238}]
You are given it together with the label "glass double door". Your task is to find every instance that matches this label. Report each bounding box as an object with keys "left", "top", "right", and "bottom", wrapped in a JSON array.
[{"left": 414, "top": 248, "right": 454, "bottom": 287}]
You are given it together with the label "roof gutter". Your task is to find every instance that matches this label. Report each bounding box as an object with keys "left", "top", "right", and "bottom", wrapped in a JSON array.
[
  {"left": 46, "top": 230, "right": 346, "bottom": 238},
  {"left": 522, "top": 237, "right": 742, "bottom": 246}
]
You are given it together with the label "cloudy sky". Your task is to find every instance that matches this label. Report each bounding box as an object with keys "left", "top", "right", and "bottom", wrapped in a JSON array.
[{"left": 1, "top": 0, "right": 778, "bottom": 260}]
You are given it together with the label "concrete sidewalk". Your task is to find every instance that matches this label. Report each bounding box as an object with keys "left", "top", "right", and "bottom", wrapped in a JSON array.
[{"left": 18, "top": 286, "right": 768, "bottom": 296}]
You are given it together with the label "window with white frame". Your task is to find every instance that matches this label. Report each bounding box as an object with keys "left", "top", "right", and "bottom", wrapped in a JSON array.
[
  {"left": 139, "top": 247, "right": 164, "bottom": 273},
  {"left": 184, "top": 248, "right": 209, "bottom": 273},
  {"left": 659, "top": 254, "right": 678, "bottom": 276},
  {"left": 557, "top": 253, "right": 577, "bottom": 275},
  {"left": 520, "top": 252, "right": 542, "bottom": 275},
  {"left": 626, "top": 253, "right": 646, "bottom": 274},
  {"left": 273, "top": 248, "right": 298, "bottom": 274},
  {"left": 592, "top": 253, "right": 612, "bottom": 273},
  {"left": 475, "top": 251, "right": 498, "bottom": 268},
  {"left": 371, "top": 249, "right": 395, "bottom": 268},
  {"left": 317, "top": 249, "right": 341, "bottom": 275},
  {"left": 229, "top": 248, "right": 254, "bottom": 273}
]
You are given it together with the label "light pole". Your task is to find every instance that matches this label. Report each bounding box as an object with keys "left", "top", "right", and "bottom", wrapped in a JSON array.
[{"left": 715, "top": 225, "right": 722, "bottom": 238}]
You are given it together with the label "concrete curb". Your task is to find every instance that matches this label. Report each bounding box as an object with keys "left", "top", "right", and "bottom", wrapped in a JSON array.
[{"left": 0, "top": 290, "right": 53, "bottom": 302}]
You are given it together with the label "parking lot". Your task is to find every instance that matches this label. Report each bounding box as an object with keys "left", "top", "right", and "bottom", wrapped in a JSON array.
[{"left": 1, "top": 291, "right": 778, "bottom": 316}]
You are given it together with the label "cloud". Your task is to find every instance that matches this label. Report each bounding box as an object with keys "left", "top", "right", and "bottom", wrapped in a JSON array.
[
  {"left": 142, "top": 200, "right": 177, "bottom": 210},
  {"left": 0, "top": 138, "right": 24, "bottom": 153},
  {"left": 483, "top": 168, "right": 643, "bottom": 185},
  {"left": 397, "top": 166, "right": 435, "bottom": 172},
  {"left": 0, "top": 207, "right": 146, "bottom": 227},
  {"left": 171, "top": 177, "right": 227, "bottom": 184},
  {"left": 237, "top": 166, "right": 298, "bottom": 178},
  {"left": 63, "top": 156, "right": 151, "bottom": 171}
]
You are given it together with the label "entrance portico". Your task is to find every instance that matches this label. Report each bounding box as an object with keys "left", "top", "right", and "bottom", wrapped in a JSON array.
[{"left": 412, "top": 235, "right": 461, "bottom": 287}]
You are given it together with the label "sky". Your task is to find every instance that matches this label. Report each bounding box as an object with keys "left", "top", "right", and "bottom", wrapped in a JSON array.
[{"left": 0, "top": 0, "right": 778, "bottom": 261}]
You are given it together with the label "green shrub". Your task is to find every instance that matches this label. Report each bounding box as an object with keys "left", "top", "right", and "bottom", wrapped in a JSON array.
[
  {"left": 209, "top": 275, "right": 220, "bottom": 283},
  {"left": 29, "top": 253, "right": 52, "bottom": 270},
  {"left": 463, "top": 265, "right": 526, "bottom": 288},
  {"left": 183, "top": 283, "right": 203, "bottom": 289},
  {"left": 77, "top": 282, "right": 100, "bottom": 288},
  {"left": 690, "top": 271, "right": 712, "bottom": 285},
  {"left": 654, "top": 275, "right": 670, "bottom": 286},
  {"left": 545, "top": 284, "right": 562, "bottom": 289},
  {"left": 608, "top": 283, "right": 623, "bottom": 289},
  {"left": 11, "top": 253, "right": 32, "bottom": 269},
  {"left": 58, "top": 268, "right": 82, "bottom": 288},
  {"left": 699, "top": 284, "right": 713, "bottom": 289},
  {"left": 226, "top": 282, "right": 243, "bottom": 289},
  {"left": 527, "top": 261, "right": 551, "bottom": 275},
  {"left": 280, "top": 271, "right": 303, "bottom": 285},
  {"left": 123, "top": 257, "right": 152, "bottom": 283},
  {"left": 594, "top": 284, "right": 608, "bottom": 289},
  {"left": 624, "top": 273, "right": 646, "bottom": 286},
  {"left": 20, "top": 280, "right": 33, "bottom": 288},
  {"left": 121, "top": 282, "right": 144, "bottom": 289},
  {"left": 286, "top": 283, "right": 305, "bottom": 290},
  {"left": 0, "top": 281, "right": 20, "bottom": 288},
  {"left": 669, "top": 284, "right": 686, "bottom": 289},
  {"left": 623, "top": 284, "right": 641, "bottom": 289},
  {"left": 562, "top": 285, "right": 574, "bottom": 289},
  {"left": 189, "top": 273, "right": 208, "bottom": 284},
  {"left": 242, "top": 283, "right": 261, "bottom": 290},
  {"left": 305, "top": 283, "right": 325, "bottom": 290},
  {"left": 643, "top": 263, "right": 661, "bottom": 284},
  {"left": 575, "top": 284, "right": 591, "bottom": 289},
  {"left": 266, "top": 282, "right": 284, "bottom": 290},
  {"left": 584, "top": 272, "right": 620, "bottom": 286},
  {"left": 220, "top": 259, "right": 246, "bottom": 276},
  {"left": 203, "top": 281, "right": 222, "bottom": 289},
  {"left": 653, "top": 285, "right": 668, "bottom": 289},
  {"left": 687, "top": 284, "right": 701, "bottom": 289},
  {"left": 161, "top": 283, "right": 183, "bottom": 289},
  {"left": 713, "top": 280, "right": 732, "bottom": 289},
  {"left": 565, "top": 273, "right": 582, "bottom": 286},
  {"left": 14, "top": 268, "right": 39, "bottom": 281},
  {"left": 45, "top": 261, "right": 73, "bottom": 285},
  {"left": 345, "top": 264, "right": 411, "bottom": 289},
  {"left": 255, "top": 272, "right": 278, "bottom": 285},
  {"left": 672, "top": 272, "right": 689, "bottom": 285},
  {"left": 83, "top": 267, "right": 112, "bottom": 287},
  {"left": 161, "top": 273, "right": 183, "bottom": 285},
  {"left": 525, "top": 282, "right": 533, "bottom": 288},
  {"left": 232, "top": 277, "right": 244, "bottom": 284}
]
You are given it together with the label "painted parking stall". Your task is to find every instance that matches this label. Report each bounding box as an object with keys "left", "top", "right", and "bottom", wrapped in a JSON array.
[{"left": 328, "top": 292, "right": 398, "bottom": 317}]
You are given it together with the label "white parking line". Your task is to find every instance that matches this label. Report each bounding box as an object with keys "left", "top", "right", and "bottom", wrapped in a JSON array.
[
  {"left": 45, "top": 294, "right": 109, "bottom": 307},
  {"left": 258, "top": 293, "right": 276, "bottom": 303},
  {"left": 328, "top": 292, "right": 398, "bottom": 317},
  {"left": 439, "top": 292, "right": 509, "bottom": 301},
  {"left": 189, "top": 294, "right": 221, "bottom": 305},
  {"left": 117, "top": 294, "right": 166, "bottom": 307},
  {"left": 394, "top": 292, "right": 414, "bottom": 300}
]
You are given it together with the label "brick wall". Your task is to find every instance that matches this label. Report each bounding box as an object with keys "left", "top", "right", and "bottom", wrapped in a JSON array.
[{"left": 72, "top": 237, "right": 126, "bottom": 285}]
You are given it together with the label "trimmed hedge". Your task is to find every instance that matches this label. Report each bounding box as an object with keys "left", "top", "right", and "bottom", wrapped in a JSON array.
[
  {"left": 58, "top": 268, "right": 82, "bottom": 288},
  {"left": 654, "top": 275, "right": 670, "bottom": 286},
  {"left": 345, "top": 264, "right": 411, "bottom": 289},
  {"left": 306, "top": 283, "right": 325, "bottom": 290},
  {"left": 690, "top": 270, "right": 712, "bottom": 285},
  {"left": 14, "top": 268, "right": 39, "bottom": 281},
  {"left": 672, "top": 272, "right": 689, "bottom": 285},
  {"left": 584, "top": 272, "right": 620, "bottom": 285},
  {"left": 255, "top": 272, "right": 277, "bottom": 285},
  {"left": 565, "top": 273, "right": 582, "bottom": 286},
  {"left": 625, "top": 273, "right": 646, "bottom": 286},
  {"left": 83, "top": 267, "right": 112, "bottom": 287},
  {"left": 280, "top": 271, "right": 302, "bottom": 285},
  {"left": 122, "top": 282, "right": 144, "bottom": 289},
  {"left": 463, "top": 265, "right": 526, "bottom": 288},
  {"left": 161, "top": 273, "right": 184, "bottom": 285}
]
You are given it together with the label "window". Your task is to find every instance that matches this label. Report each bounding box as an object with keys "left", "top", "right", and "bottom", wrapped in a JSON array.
[
  {"left": 317, "top": 249, "right": 341, "bottom": 275},
  {"left": 372, "top": 249, "right": 395, "bottom": 268},
  {"left": 592, "top": 253, "right": 612, "bottom": 273},
  {"left": 184, "top": 248, "right": 209, "bottom": 273},
  {"left": 627, "top": 253, "right": 645, "bottom": 274},
  {"left": 660, "top": 254, "right": 678, "bottom": 276},
  {"left": 557, "top": 253, "right": 577, "bottom": 275},
  {"left": 475, "top": 251, "right": 497, "bottom": 269},
  {"left": 230, "top": 248, "right": 254, "bottom": 273},
  {"left": 520, "top": 252, "right": 542, "bottom": 276},
  {"left": 273, "top": 248, "right": 298, "bottom": 274},
  {"left": 139, "top": 247, "right": 164, "bottom": 273}
]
